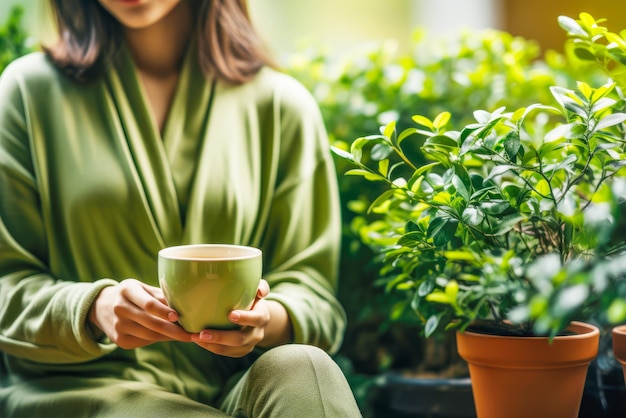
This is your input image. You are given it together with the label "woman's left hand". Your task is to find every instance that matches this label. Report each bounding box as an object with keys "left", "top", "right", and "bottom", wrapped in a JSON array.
[{"left": 191, "top": 279, "right": 271, "bottom": 357}]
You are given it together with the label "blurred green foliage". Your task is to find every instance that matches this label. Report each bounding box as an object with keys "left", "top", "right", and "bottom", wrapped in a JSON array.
[{"left": 0, "top": 6, "right": 34, "bottom": 73}]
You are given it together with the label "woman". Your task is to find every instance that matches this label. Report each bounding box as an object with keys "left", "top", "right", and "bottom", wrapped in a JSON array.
[{"left": 0, "top": 0, "right": 361, "bottom": 416}]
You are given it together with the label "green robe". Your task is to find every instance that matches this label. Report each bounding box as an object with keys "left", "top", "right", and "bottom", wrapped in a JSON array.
[{"left": 0, "top": 44, "right": 345, "bottom": 414}]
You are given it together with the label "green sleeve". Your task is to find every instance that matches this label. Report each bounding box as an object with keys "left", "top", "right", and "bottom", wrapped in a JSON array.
[
  {"left": 259, "top": 75, "right": 346, "bottom": 354},
  {"left": 0, "top": 58, "right": 118, "bottom": 364}
]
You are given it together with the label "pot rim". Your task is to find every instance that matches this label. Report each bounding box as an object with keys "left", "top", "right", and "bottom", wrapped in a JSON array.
[
  {"left": 458, "top": 320, "right": 599, "bottom": 341},
  {"left": 612, "top": 324, "right": 626, "bottom": 336},
  {"left": 457, "top": 321, "right": 600, "bottom": 367}
]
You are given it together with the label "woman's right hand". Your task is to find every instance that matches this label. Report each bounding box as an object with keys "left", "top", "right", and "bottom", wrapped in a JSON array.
[{"left": 88, "top": 278, "right": 192, "bottom": 349}]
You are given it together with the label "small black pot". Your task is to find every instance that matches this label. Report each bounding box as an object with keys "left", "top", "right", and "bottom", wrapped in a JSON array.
[{"left": 372, "top": 373, "right": 476, "bottom": 418}]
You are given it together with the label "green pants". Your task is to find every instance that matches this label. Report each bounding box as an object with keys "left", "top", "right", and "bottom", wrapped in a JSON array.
[{"left": 0, "top": 345, "right": 362, "bottom": 417}]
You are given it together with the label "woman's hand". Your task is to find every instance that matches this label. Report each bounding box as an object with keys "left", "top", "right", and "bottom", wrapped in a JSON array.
[
  {"left": 191, "top": 279, "right": 278, "bottom": 357},
  {"left": 88, "top": 278, "right": 192, "bottom": 349}
]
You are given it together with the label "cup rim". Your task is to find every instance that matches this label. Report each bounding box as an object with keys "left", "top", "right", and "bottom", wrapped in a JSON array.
[{"left": 159, "top": 244, "right": 262, "bottom": 261}]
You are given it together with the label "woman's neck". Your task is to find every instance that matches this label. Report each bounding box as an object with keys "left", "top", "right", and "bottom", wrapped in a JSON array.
[{"left": 123, "top": 1, "right": 194, "bottom": 78}]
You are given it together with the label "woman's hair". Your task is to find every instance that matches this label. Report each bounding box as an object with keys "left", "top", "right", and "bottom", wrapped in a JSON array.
[{"left": 44, "top": 0, "right": 274, "bottom": 84}]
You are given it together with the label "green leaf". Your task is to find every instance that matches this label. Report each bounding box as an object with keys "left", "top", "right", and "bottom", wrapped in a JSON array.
[
  {"left": 577, "top": 81, "right": 593, "bottom": 100},
  {"left": 412, "top": 162, "right": 439, "bottom": 178},
  {"left": 445, "top": 280, "right": 459, "bottom": 301},
  {"left": 407, "top": 163, "right": 440, "bottom": 190},
  {"left": 452, "top": 175, "right": 470, "bottom": 201},
  {"left": 349, "top": 137, "right": 372, "bottom": 162},
  {"left": 578, "top": 12, "right": 597, "bottom": 29},
  {"left": 405, "top": 221, "right": 420, "bottom": 232},
  {"left": 412, "top": 115, "right": 434, "bottom": 130},
  {"left": 462, "top": 206, "right": 484, "bottom": 225},
  {"left": 550, "top": 86, "right": 587, "bottom": 118},
  {"left": 480, "top": 200, "right": 510, "bottom": 215},
  {"left": 426, "top": 173, "right": 445, "bottom": 188},
  {"left": 443, "top": 250, "right": 476, "bottom": 261},
  {"left": 385, "top": 274, "right": 412, "bottom": 293},
  {"left": 383, "top": 121, "right": 397, "bottom": 140},
  {"left": 490, "top": 214, "right": 525, "bottom": 235},
  {"left": 429, "top": 218, "right": 459, "bottom": 247},
  {"left": 398, "top": 128, "right": 418, "bottom": 145},
  {"left": 432, "top": 191, "right": 452, "bottom": 206},
  {"left": 387, "top": 161, "right": 405, "bottom": 180},
  {"left": 371, "top": 142, "right": 393, "bottom": 160},
  {"left": 453, "top": 163, "right": 472, "bottom": 191},
  {"left": 504, "top": 131, "right": 521, "bottom": 160},
  {"left": 543, "top": 154, "right": 577, "bottom": 175},
  {"left": 367, "top": 189, "right": 395, "bottom": 214},
  {"left": 473, "top": 109, "right": 491, "bottom": 124},
  {"left": 378, "top": 159, "right": 389, "bottom": 177},
  {"left": 545, "top": 123, "right": 581, "bottom": 142},
  {"left": 606, "top": 32, "right": 626, "bottom": 48},
  {"left": 459, "top": 126, "right": 480, "bottom": 145},
  {"left": 425, "top": 134, "right": 458, "bottom": 148},
  {"left": 593, "top": 82, "right": 615, "bottom": 101},
  {"left": 424, "top": 315, "right": 440, "bottom": 337},
  {"left": 573, "top": 47, "right": 596, "bottom": 61},
  {"left": 485, "top": 165, "right": 516, "bottom": 181},
  {"left": 512, "top": 107, "right": 526, "bottom": 122},
  {"left": 397, "top": 231, "right": 423, "bottom": 247},
  {"left": 418, "top": 280, "right": 435, "bottom": 297},
  {"left": 425, "top": 292, "right": 449, "bottom": 304},
  {"left": 595, "top": 113, "right": 626, "bottom": 131},
  {"left": 345, "top": 169, "right": 384, "bottom": 181},
  {"left": 520, "top": 104, "right": 559, "bottom": 120},
  {"left": 330, "top": 146, "right": 354, "bottom": 163},
  {"left": 558, "top": 15, "right": 588, "bottom": 37},
  {"left": 433, "top": 112, "right": 451, "bottom": 130},
  {"left": 590, "top": 97, "right": 616, "bottom": 113}
]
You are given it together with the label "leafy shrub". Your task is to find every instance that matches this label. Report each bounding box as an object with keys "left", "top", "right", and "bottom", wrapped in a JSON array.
[
  {"left": 332, "top": 13, "right": 626, "bottom": 340},
  {"left": 287, "top": 23, "right": 606, "bottom": 373}
]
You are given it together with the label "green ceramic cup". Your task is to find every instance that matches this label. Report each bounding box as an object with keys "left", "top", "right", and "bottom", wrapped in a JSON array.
[{"left": 158, "top": 244, "right": 262, "bottom": 333}]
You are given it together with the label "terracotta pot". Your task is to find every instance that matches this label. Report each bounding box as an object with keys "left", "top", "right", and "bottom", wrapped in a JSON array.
[
  {"left": 612, "top": 324, "right": 626, "bottom": 382},
  {"left": 457, "top": 321, "right": 599, "bottom": 418}
]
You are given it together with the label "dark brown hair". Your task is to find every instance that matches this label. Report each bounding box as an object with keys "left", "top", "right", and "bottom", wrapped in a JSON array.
[{"left": 44, "top": 0, "right": 274, "bottom": 84}]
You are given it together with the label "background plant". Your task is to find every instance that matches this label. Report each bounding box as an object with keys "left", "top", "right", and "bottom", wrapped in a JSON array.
[
  {"left": 0, "top": 6, "right": 33, "bottom": 74},
  {"left": 287, "top": 23, "right": 605, "bottom": 377},
  {"left": 332, "top": 13, "right": 626, "bottom": 341}
]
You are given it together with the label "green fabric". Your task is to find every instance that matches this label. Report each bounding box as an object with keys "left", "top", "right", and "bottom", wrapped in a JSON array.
[
  {"left": 0, "top": 345, "right": 361, "bottom": 418},
  {"left": 219, "top": 345, "right": 361, "bottom": 417},
  {"left": 0, "top": 44, "right": 347, "bottom": 415}
]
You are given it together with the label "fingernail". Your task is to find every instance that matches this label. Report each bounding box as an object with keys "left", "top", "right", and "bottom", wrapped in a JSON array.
[
  {"left": 200, "top": 332, "right": 213, "bottom": 342},
  {"left": 168, "top": 312, "right": 178, "bottom": 322},
  {"left": 230, "top": 311, "right": 241, "bottom": 322}
]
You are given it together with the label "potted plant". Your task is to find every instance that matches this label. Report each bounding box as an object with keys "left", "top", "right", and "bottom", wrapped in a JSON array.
[
  {"left": 287, "top": 17, "right": 619, "bottom": 417},
  {"left": 287, "top": 27, "right": 598, "bottom": 417},
  {"left": 333, "top": 12, "right": 626, "bottom": 418}
]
